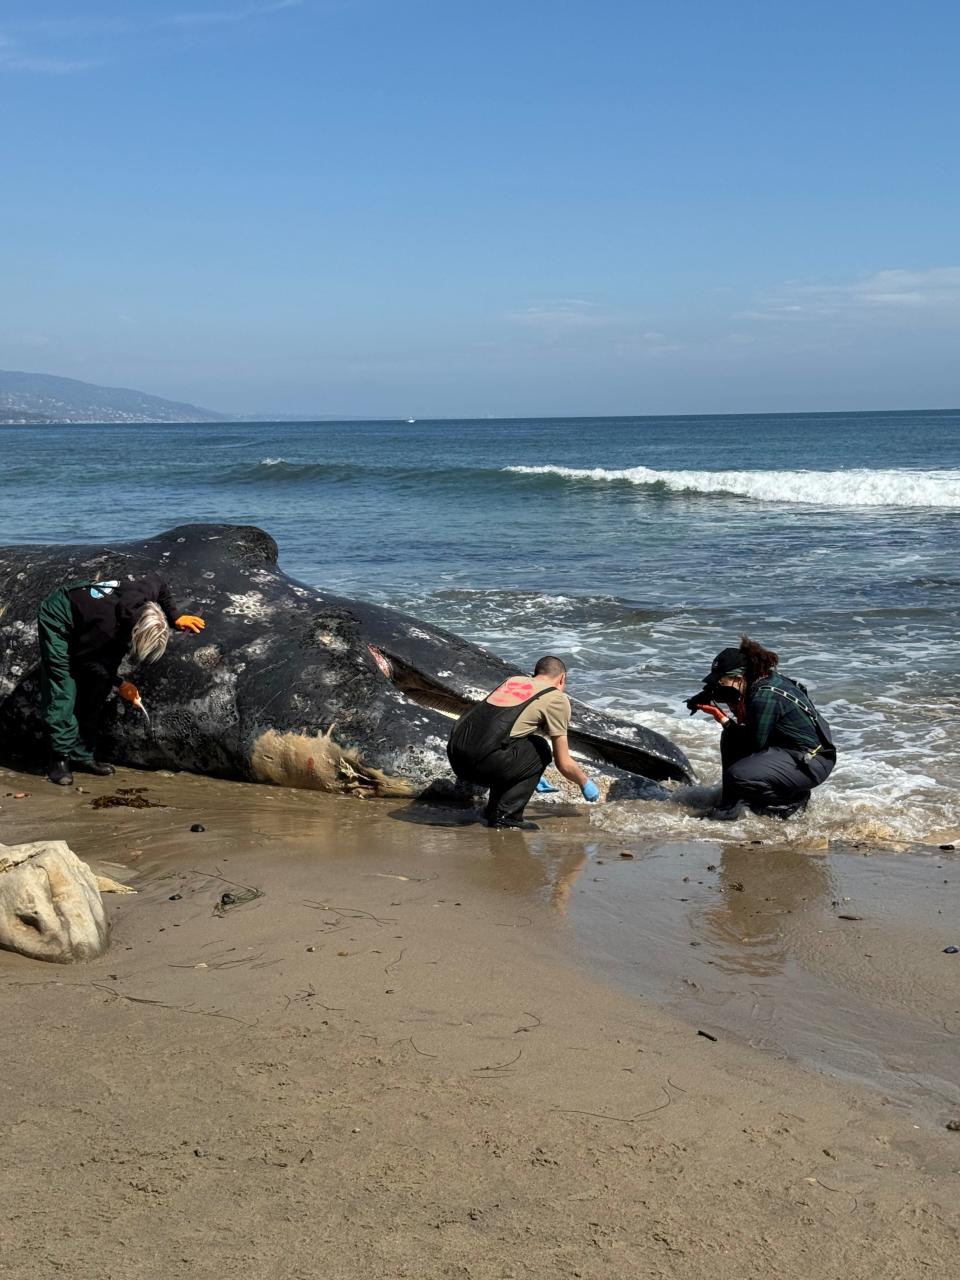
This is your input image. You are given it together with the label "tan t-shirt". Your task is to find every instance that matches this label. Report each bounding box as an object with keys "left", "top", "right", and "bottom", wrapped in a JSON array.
[{"left": 484, "top": 675, "right": 572, "bottom": 740}]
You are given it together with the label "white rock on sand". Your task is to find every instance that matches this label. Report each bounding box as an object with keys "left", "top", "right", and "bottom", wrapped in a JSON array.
[{"left": 0, "top": 840, "right": 109, "bottom": 963}]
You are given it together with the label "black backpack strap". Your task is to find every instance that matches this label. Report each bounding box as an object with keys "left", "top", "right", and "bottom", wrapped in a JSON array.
[
  {"left": 758, "top": 677, "right": 835, "bottom": 756},
  {"left": 496, "top": 685, "right": 554, "bottom": 745}
]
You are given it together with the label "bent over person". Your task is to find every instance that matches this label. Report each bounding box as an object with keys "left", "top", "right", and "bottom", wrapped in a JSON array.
[
  {"left": 686, "top": 635, "right": 836, "bottom": 821},
  {"left": 37, "top": 572, "right": 206, "bottom": 787},
  {"left": 447, "top": 655, "right": 600, "bottom": 830}
]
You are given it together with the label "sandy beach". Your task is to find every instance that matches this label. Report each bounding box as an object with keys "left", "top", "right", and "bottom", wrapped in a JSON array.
[{"left": 1, "top": 765, "right": 958, "bottom": 1278}]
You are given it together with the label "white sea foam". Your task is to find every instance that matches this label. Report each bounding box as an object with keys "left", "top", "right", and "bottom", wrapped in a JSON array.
[
  {"left": 504, "top": 464, "right": 960, "bottom": 508},
  {"left": 585, "top": 706, "right": 960, "bottom": 848}
]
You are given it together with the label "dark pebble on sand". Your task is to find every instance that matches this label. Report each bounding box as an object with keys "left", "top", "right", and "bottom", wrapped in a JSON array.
[
  {"left": 168, "top": 894, "right": 182, "bottom": 901},
  {"left": 190, "top": 823, "right": 205, "bottom": 833},
  {"left": 706, "top": 864, "right": 717, "bottom": 871},
  {"left": 838, "top": 914, "right": 863, "bottom": 921},
  {"left": 947, "top": 1119, "right": 960, "bottom": 1131},
  {"left": 944, "top": 945, "right": 959, "bottom": 954},
  {"left": 697, "top": 1029, "right": 718, "bottom": 1042},
  {"left": 220, "top": 892, "right": 235, "bottom": 906},
  {"left": 940, "top": 844, "right": 955, "bottom": 850}
]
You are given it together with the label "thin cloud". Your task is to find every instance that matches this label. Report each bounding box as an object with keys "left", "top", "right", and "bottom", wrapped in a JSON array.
[
  {"left": 508, "top": 300, "right": 614, "bottom": 331},
  {"left": 0, "top": 35, "right": 100, "bottom": 73},
  {"left": 612, "top": 331, "right": 686, "bottom": 358},
  {"left": 747, "top": 268, "right": 960, "bottom": 322},
  {"left": 845, "top": 268, "right": 960, "bottom": 308},
  {"left": 163, "top": 0, "right": 304, "bottom": 27},
  {"left": 505, "top": 302, "right": 685, "bottom": 358},
  {"left": 12, "top": 17, "right": 133, "bottom": 38},
  {"left": 1, "top": 1, "right": 303, "bottom": 68}
]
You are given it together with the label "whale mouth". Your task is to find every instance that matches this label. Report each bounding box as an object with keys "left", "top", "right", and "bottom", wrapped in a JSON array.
[
  {"left": 367, "top": 645, "right": 684, "bottom": 782},
  {"left": 368, "top": 646, "right": 469, "bottom": 719}
]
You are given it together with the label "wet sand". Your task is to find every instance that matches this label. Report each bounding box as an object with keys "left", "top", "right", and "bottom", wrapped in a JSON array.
[{"left": 1, "top": 765, "right": 959, "bottom": 1277}]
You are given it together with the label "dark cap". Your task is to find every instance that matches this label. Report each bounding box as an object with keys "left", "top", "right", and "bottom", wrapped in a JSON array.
[{"left": 703, "top": 646, "right": 745, "bottom": 685}]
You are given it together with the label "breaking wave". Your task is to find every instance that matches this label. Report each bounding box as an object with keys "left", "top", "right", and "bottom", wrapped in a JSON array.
[
  {"left": 504, "top": 464, "right": 960, "bottom": 508},
  {"left": 191, "top": 455, "right": 960, "bottom": 509}
]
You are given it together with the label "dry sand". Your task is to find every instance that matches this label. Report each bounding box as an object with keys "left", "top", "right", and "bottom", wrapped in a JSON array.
[{"left": 1, "top": 766, "right": 958, "bottom": 1278}]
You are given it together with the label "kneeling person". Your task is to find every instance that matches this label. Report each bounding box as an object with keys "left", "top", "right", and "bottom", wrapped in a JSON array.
[
  {"left": 686, "top": 635, "right": 836, "bottom": 821},
  {"left": 447, "top": 655, "right": 600, "bottom": 830}
]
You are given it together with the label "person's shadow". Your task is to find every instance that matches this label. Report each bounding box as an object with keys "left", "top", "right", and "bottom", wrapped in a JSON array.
[{"left": 388, "top": 801, "right": 485, "bottom": 828}]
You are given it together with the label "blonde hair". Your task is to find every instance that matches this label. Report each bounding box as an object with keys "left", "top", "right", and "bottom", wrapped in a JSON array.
[{"left": 130, "top": 602, "right": 170, "bottom": 664}]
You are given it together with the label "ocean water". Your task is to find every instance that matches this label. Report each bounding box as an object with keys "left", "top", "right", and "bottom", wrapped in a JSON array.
[{"left": 2, "top": 410, "right": 959, "bottom": 845}]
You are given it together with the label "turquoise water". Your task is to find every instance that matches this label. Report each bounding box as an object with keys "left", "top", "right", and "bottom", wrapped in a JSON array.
[{"left": 3, "top": 410, "right": 959, "bottom": 842}]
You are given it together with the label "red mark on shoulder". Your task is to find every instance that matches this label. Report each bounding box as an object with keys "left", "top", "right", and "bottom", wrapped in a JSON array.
[
  {"left": 488, "top": 678, "right": 535, "bottom": 706},
  {"left": 306, "top": 757, "right": 315, "bottom": 772}
]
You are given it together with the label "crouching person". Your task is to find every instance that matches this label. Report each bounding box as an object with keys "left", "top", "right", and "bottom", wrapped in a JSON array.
[
  {"left": 447, "top": 655, "right": 600, "bottom": 831},
  {"left": 37, "top": 573, "right": 206, "bottom": 786},
  {"left": 687, "top": 636, "right": 836, "bottom": 821}
]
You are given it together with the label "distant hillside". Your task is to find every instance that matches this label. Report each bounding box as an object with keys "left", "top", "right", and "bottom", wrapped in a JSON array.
[{"left": 0, "top": 370, "right": 223, "bottom": 424}]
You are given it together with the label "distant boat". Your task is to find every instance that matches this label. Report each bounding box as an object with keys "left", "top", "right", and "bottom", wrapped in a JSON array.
[{"left": 406, "top": 417, "right": 416, "bottom": 423}]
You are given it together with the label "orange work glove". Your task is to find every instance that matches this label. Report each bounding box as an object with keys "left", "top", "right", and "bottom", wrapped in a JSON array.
[
  {"left": 695, "top": 703, "right": 729, "bottom": 725},
  {"left": 118, "top": 681, "right": 140, "bottom": 704},
  {"left": 175, "top": 614, "right": 206, "bottom": 634}
]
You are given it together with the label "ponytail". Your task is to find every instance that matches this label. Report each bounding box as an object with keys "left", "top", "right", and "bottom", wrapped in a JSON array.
[{"left": 739, "top": 634, "right": 778, "bottom": 683}]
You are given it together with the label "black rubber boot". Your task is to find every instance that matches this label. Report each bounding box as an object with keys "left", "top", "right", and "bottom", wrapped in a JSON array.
[
  {"left": 73, "top": 759, "right": 116, "bottom": 777},
  {"left": 702, "top": 800, "right": 748, "bottom": 822},
  {"left": 756, "top": 795, "right": 810, "bottom": 821},
  {"left": 48, "top": 758, "right": 74, "bottom": 786},
  {"left": 485, "top": 815, "right": 541, "bottom": 831}
]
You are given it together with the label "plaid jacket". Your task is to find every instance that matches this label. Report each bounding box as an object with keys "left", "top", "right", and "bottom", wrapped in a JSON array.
[{"left": 746, "top": 673, "right": 821, "bottom": 753}]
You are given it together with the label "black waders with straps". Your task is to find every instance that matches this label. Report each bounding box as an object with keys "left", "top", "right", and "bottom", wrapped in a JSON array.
[
  {"left": 718, "top": 675, "right": 837, "bottom": 820},
  {"left": 448, "top": 688, "right": 554, "bottom": 827}
]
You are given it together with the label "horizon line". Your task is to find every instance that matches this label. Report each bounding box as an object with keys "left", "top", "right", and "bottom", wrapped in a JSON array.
[{"left": 3, "top": 404, "right": 959, "bottom": 427}]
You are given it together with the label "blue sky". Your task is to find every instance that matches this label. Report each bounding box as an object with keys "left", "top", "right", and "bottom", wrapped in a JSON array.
[{"left": 2, "top": 0, "right": 959, "bottom": 416}]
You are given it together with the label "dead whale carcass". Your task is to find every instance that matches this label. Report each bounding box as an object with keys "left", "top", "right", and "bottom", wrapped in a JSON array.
[{"left": 0, "top": 524, "right": 693, "bottom": 797}]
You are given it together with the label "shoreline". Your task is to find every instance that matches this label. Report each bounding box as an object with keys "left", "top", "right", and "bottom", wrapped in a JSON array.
[
  {"left": 2, "top": 764, "right": 959, "bottom": 1274},
  {"left": 2, "top": 764, "right": 958, "bottom": 1115}
]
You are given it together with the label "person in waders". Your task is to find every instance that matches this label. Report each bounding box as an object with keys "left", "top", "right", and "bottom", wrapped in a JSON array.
[
  {"left": 37, "top": 572, "right": 206, "bottom": 787},
  {"left": 685, "top": 636, "right": 836, "bottom": 821},
  {"left": 447, "top": 655, "right": 600, "bottom": 830}
]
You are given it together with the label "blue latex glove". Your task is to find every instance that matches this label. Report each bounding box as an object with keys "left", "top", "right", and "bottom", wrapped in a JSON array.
[
  {"left": 581, "top": 780, "right": 600, "bottom": 802},
  {"left": 536, "top": 778, "right": 559, "bottom": 793}
]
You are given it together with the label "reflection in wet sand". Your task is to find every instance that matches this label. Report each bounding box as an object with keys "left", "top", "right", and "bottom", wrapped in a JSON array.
[
  {"left": 570, "top": 837, "right": 960, "bottom": 1114},
  {"left": 703, "top": 846, "right": 836, "bottom": 976},
  {"left": 481, "top": 831, "right": 590, "bottom": 915}
]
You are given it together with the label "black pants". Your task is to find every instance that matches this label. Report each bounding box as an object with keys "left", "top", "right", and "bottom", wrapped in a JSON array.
[
  {"left": 449, "top": 735, "right": 552, "bottom": 822},
  {"left": 721, "top": 723, "right": 833, "bottom": 812}
]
